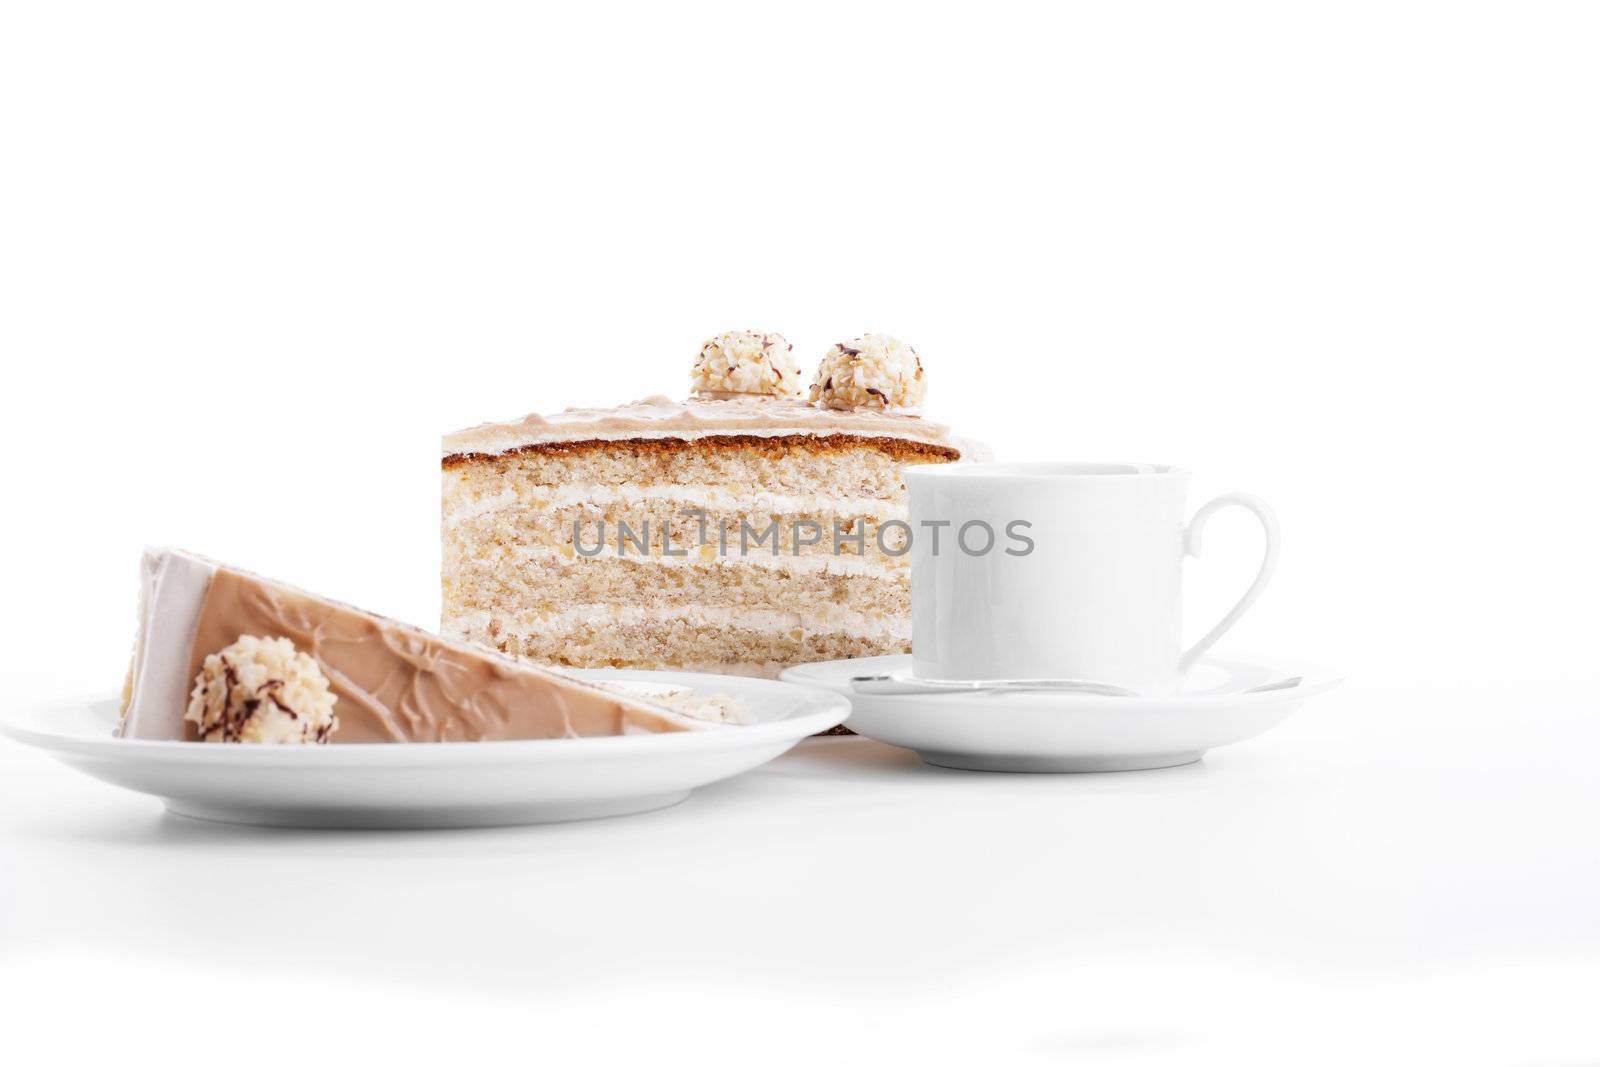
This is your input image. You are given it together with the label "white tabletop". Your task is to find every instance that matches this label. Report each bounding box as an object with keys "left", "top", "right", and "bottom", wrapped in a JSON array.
[{"left": 3, "top": 678, "right": 1596, "bottom": 1065}]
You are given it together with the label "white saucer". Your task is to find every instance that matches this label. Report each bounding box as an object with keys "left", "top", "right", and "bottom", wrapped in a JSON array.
[
  {"left": 0, "top": 670, "right": 849, "bottom": 829},
  {"left": 780, "top": 654, "right": 1341, "bottom": 773}
]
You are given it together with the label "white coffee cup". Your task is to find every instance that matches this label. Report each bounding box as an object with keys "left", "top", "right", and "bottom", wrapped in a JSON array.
[{"left": 904, "top": 462, "right": 1279, "bottom": 694}]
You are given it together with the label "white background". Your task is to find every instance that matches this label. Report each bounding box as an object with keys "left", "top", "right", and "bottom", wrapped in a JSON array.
[{"left": 2, "top": 1, "right": 1597, "bottom": 1063}]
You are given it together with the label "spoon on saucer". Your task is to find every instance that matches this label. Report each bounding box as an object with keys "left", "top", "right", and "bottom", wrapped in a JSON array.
[
  {"left": 1241, "top": 675, "right": 1302, "bottom": 694},
  {"left": 847, "top": 674, "right": 1305, "bottom": 698},
  {"left": 848, "top": 675, "right": 1139, "bottom": 697}
]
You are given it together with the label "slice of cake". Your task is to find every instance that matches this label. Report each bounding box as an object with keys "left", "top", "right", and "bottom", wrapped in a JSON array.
[
  {"left": 441, "top": 332, "right": 977, "bottom": 677},
  {"left": 121, "top": 548, "right": 718, "bottom": 743}
]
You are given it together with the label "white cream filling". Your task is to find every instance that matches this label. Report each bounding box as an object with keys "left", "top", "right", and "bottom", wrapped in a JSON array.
[
  {"left": 447, "top": 602, "right": 909, "bottom": 643},
  {"left": 488, "top": 543, "right": 905, "bottom": 578},
  {"left": 442, "top": 484, "right": 904, "bottom": 525},
  {"left": 122, "top": 548, "right": 218, "bottom": 740}
]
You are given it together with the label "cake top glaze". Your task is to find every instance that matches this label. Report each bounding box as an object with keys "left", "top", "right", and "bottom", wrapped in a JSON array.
[{"left": 442, "top": 394, "right": 962, "bottom": 459}]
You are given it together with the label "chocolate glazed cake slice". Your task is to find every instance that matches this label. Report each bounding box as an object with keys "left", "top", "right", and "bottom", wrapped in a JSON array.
[{"left": 121, "top": 548, "right": 717, "bottom": 744}]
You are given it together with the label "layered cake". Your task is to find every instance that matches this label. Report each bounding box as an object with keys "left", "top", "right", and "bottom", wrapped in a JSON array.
[
  {"left": 120, "top": 548, "right": 723, "bottom": 743},
  {"left": 442, "top": 332, "right": 977, "bottom": 677}
]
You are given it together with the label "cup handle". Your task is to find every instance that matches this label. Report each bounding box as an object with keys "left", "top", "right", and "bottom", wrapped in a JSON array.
[{"left": 1178, "top": 492, "right": 1280, "bottom": 674}]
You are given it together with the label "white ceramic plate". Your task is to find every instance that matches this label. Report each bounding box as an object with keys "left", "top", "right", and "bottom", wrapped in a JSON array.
[
  {"left": 780, "top": 654, "right": 1342, "bottom": 772},
  {"left": 0, "top": 670, "right": 849, "bottom": 828}
]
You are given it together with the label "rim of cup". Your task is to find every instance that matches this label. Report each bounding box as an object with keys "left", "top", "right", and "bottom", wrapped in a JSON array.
[{"left": 905, "top": 462, "right": 1189, "bottom": 481}]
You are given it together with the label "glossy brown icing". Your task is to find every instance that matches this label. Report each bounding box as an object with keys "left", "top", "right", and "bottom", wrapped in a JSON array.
[{"left": 185, "top": 568, "right": 699, "bottom": 742}]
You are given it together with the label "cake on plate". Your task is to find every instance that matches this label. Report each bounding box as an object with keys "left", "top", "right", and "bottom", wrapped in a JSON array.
[
  {"left": 120, "top": 548, "right": 727, "bottom": 743},
  {"left": 441, "top": 332, "right": 978, "bottom": 678}
]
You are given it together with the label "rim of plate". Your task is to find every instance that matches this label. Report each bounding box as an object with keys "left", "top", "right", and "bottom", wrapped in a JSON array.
[{"left": 0, "top": 672, "right": 850, "bottom": 765}]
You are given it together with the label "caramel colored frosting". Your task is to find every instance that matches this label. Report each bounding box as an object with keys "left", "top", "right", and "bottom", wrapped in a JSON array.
[
  {"left": 186, "top": 568, "right": 699, "bottom": 742},
  {"left": 442, "top": 395, "right": 961, "bottom": 460}
]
